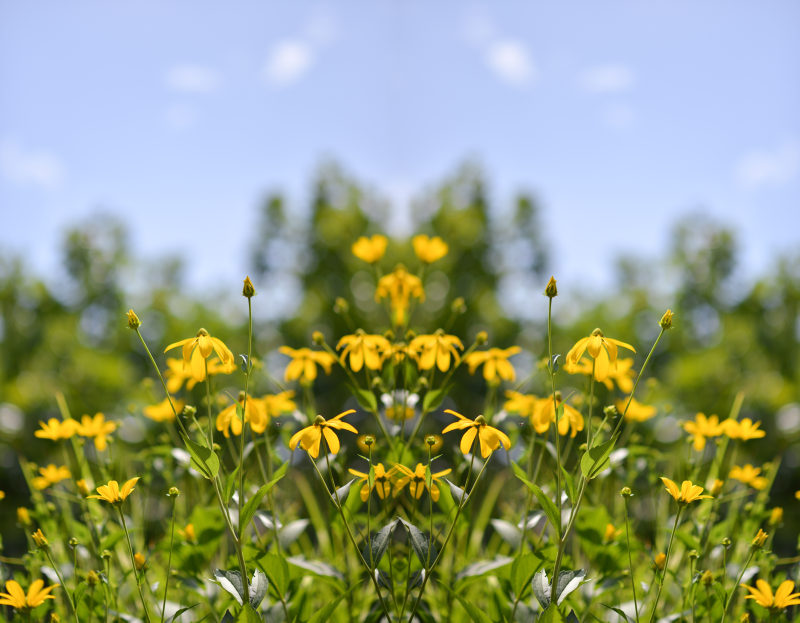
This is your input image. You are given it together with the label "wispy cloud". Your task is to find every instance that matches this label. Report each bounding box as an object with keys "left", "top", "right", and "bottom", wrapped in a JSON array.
[
  {"left": 579, "top": 64, "right": 634, "bottom": 94},
  {"left": 0, "top": 140, "right": 64, "bottom": 188},
  {"left": 736, "top": 141, "right": 800, "bottom": 189},
  {"left": 165, "top": 64, "right": 220, "bottom": 93},
  {"left": 263, "top": 40, "right": 315, "bottom": 86},
  {"left": 486, "top": 40, "right": 536, "bottom": 87}
]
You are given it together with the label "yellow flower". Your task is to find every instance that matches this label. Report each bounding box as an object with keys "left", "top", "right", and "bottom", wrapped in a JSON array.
[
  {"left": 660, "top": 477, "right": 713, "bottom": 504},
  {"left": 464, "top": 346, "right": 521, "bottom": 384},
  {"left": 0, "top": 579, "right": 58, "bottom": 609},
  {"left": 565, "top": 328, "right": 636, "bottom": 382},
  {"left": 178, "top": 523, "right": 196, "bottom": 542},
  {"left": 278, "top": 346, "right": 337, "bottom": 384},
  {"left": 604, "top": 523, "right": 622, "bottom": 542},
  {"left": 408, "top": 332, "right": 464, "bottom": 372},
  {"left": 126, "top": 309, "right": 141, "bottom": 330},
  {"left": 565, "top": 356, "right": 636, "bottom": 393},
  {"left": 393, "top": 463, "right": 452, "bottom": 502},
  {"left": 289, "top": 410, "right": 358, "bottom": 458},
  {"left": 442, "top": 409, "right": 512, "bottom": 458},
  {"left": 77, "top": 413, "right": 117, "bottom": 451},
  {"left": 164, "top": 328, "right": 234, "bottom": 382},
  {"left": 260, "top": 391, "right": 297, "bottom": 427},
  {"left": 770, "top": 507, "right": 783, "bottom": 525},
  {"left": 654, "top": 552, "right": 666, "bottom": 569},
  {"left": 682, "top": 413, "right": 723, "bottom": 452},
  {"left": 31, "top": 529, "right": 48, "bottom": 548},
  {"left": 375, "top": 265, "right": 425, "bottom": 326},
  {"left": 348, "top": 463, "right": 396, "bottom": 502},
  {"left": 532, "top": 393, "right": 584, "bottom": 437},
  {"left": 723, "top": 418, "right": 766, "bottom": 441},
  {"left": 729, "top": 464, "right": 769, "bottom": 490},
  {"left": 504, "top": 391, "right": 538, "bottom": 419},
  {"left": 87, "top": 477, "right": 140, "bottom": 504},
  {"left": 0, "top": 490, "right": 4, "bottom": 500},
  {"left": 34, "top": 418, "right": 78, "bottom": 441},
  {"left": 143, "top": 397, "right": 183, "bottom": 423},
  {"left": 134, "top": 552, "right": 146, "bottom": 570},
  {"left": 31, "top": 464, "right": 71, "bottom": 490},
  {"left": 751, "top": 529, "right": 769, "bottom": 548},
  {"left": 352, "top": 234, "right": 388, "bottom": 263},
  {"left": 710, "top": 479, "right": 724, "bottom": 496},
  {"left": 17, "top": 507, "right": 31, "bottom": 525},
  {"left": 412, "top": 234, "right": 448, "bottom": 263},
  {"left": 336, "top": 331, "right": 392, "bottom": 372},
  {"left": 741, "top": 579, "right": 800, "bottom": 610},
  {"left": 619, "top": 398, "right": 657, "bottom": 422}
]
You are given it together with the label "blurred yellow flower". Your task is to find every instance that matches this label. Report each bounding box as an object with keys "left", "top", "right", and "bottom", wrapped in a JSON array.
[
  {"left": 31, "top": 529, "right": 48, "bottom": 548},
  {"left": 77, "top": 413, "right": 117, "bottom": 452},
  {"left": 408, "top": 332, "right": 463, "bottom": 372},
  {"left": 17, "top": 507, "right": 31, "bottom": 525},
  {"left": 660, "top": 477, "right": 712, "bottom": 504},
  {"left": 0, "top": 579, "right": 58, "bottom": 609},
  {"left": 351, "top": 234, "right": 388, "bottom": 263},
  {"left": 654, "top": 552, "right": 666, "bottom": 569},
  {"left": 88, "top": 477, "right": 140, "bottom": 504},
  {"left": 565, "top": 328, "right": 635, "bottom": 382},
  {"left": 619, "top": 398, "right": 657, "bottom": 422},
  {"left": 565, "top": 356, "right": 636, "bottom": 393},
  {"left": 31, "top": 464, "right": 71, "bottom": 491},
  {"left": 393, "top": 463, "right": 451, "bottom": 502},
  {"left": 178, "top": 523, "right": 196, "bottom": 542},
  {"left": 729, "top": 464, "right": 768, "bottom": 490},
  {"left": 682, "top": 413, "right": 723, "bottom": 451},
  {"left": 143, "top": 397, "right": 183, "bottom": 423},
  {"left": 412, "top": 234, "right": 448, "bottom": 263},
  {"left": 289, "top": 410, "right": 358, "bottom": 458},
  {"left": 723, "top": 418, "right": 766, "bottom": 441},
  {"left": 164, "top": 328, "right": 234, "bottom": 382},
  {"left": 216, "top": 393, "right": 264, "bottom": 438},
  {"left": 464, "top": 346, "right": 521, "bottom": 384},
  {"left": 348, "top": 463, "right": 395, "bottom": 501},
  {"left": 337, "top": 331, "right": 392, "bottom": 372},
  {"left": 504, "top": 391, "right": 538, "bottom": 419},
  {"left": 278, "top": 346, "right": 337, "bottom": 384},
  {"left": 133, "top": 552, "right": 146, "bottom": 570},
  {"left": 375, "top": 265, "right": 425, "bottom": 326},
  {"left": 34, "top": 418, "right": 78, "bottom": 441},
  {"left": 741, "top": 579, "right": 800, "bottom": 610},
  {"left": 604, "top": 523, "right": 622, "bottom": 542},
  {"left": 442, "top": 409, "right": 511, "bottom": 458},
  {"left": 751, "top": 528, "right": 769, "bottom": 547},
  {"left": 260, "top": 391, "right": 297, "bottom": 428},
  {"left": 533, "top": 393, "right": 584, "bottom": 437},
  {"left": 769, "top": 507, "right": 783, "bottom": 525}
]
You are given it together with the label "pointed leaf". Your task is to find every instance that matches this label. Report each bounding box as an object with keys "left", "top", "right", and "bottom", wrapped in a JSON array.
[
  {"left": 580, "top": 439, "right": 615, "bottom": 480},
  {"left": 449, "top": 590, "right": 493, "bottom": 623},
  {"left": 240, "top": 462, "right": 288, "bottom": 533},
  {"left": 532, "top": 568, "right": 551, "bottom": 609},
  {"left": 539, "top": 605, "right": 566, "bottom": 622},
  {"left": 214, "top": 569, "right": 244, "bottom": 606},
  {"left": 455, "top": 556, "right": 514, "bottom": 581},
  {"left": 555, "top": 569, "right": 586, "bottom": 605},
  {"left": 248, "top": 569, "right": 268, "bottom": 608},
  {"left": 422, "top": 388, "right": 446, "bottom": 413},
  {"left": 512, "top": 462, "right": 560, "bottom": 533},
  {"left": 353, "top": 388, "right": 378, "bottom": 412},
  {"left": 365, "top": 519, "right": 399, "bottom": 569},
  {"left": 258, "top": 552, "right": 289, "bottom": 596},
  {"left": 331, "top": 478, "right": 356, "bottom": 504},
  {"left": 185, "top": 437, "right": 220, "bottom": 479},
  {"left": 399, "top": 518, "right": 436, "bottom": 568},
  {"left": 491, "top": 518, "right": 522, "bottom": 548},
  {"left": 510, "top": 552, "right": 540, "bottom": 596}
]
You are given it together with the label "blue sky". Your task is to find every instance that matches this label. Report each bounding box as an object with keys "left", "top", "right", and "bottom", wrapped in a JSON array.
[{"left": 1, "top": 1, "right": 798, "bottom": 296}]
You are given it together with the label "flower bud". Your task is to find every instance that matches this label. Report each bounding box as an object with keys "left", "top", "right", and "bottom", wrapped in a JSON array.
[
  {"left": 333, "top": 297, "right": 349, "bottom": 314},
  {"left": 751, "top": 528, "right": 768, "bottom": 548},
  {"left": 688, "top": 549, "right": 698, "bottom": 560},
  {"left": 476, "top": 331, "right": 488, "bottom": 345},
  {"left": 167, "top": 487, "right": 180, "bottom": 498},
  {"left": 242, "top": 276, "right": 256, "bottom": 298},
  {"left": 50, "top": 613, "right": 61, "bottom": 622},
  {"left": 545, "top": 276, "right": 558, "bottom": 298},
  {"left": 17, "top": 507, "right": 31, "bottom": 526},
  {"left": 769, "top": 507, "right": 783, "bottom": 526},
  {"left": 620, "top": 487, "right": 633, "bottom": 497},
  {"left": 77, "top": 479, "right": 90, "bottom": 496},
  {"left": 451, "top": 297, "right": 466, "bottom": 314},
  {"left": 722, "top": 537, "right": 732, "bottom": 549},
  {"left": 425, "top": 434, "right": 443, "bottom": 453},
  {"left": 603, "top": 405, "right": 618, "bottom": 418},
  {"left": 68, "top": 537, "right": 78, "bottom": 548},
  {"left": 659, "top": 309, "right": 674, "bottom": 330},
  {"left": 126, "top": 309, "right": 141, "bottom": 330},
  {"left": 87, "top": 570, "right": 100, "bottom": 586},
  {"left": 710, "top": 479, "right": 724, "bottom": 496},
  {"left": 32, "top": 529, "right": 49, "bottom": 549},
  {"left": 102, "top": 549, "right": 112, "bottom": 560},
  {"left": 701, "top": 570, "right": 714, "bottom": 586},
  {"left": 312, "top": 331, "right": 325, "bottom": 345},
  {"left": 654, "top": 552, "right": 666, "bottom": 570},
  {"left": 134, "top": 552, "right": 146, "bottom": 570},
  {"left": 182, "top": 405, "right": 197, "bottom": 417}
]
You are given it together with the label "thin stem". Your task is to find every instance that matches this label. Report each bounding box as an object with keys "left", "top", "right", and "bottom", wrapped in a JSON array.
[
  {"left": 623, "top": 497, "right": 640, "bottom": 623},
  {"left": 721, "top": 548, "right": 755, "bottom": 623},
  {"left": 160, "top": 495, "right": 178, "bottom": 623},
  {"left": 612, "top": 328, "right": 665, "bottom": 439},
  {"left": 118, "top": 507, "right": 152, "bottom": 623},
  {"left": 649, "top": 507, "right": 682, "bottom": 623},
  {"left": 44, "top": 549, "right": 78, "bottom": 623},
  {"left": 237, "top": 297, "right": 253, "bottom": 600}
]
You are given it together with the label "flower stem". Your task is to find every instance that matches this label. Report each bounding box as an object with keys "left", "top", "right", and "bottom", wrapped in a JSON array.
[
  {"left": 623, "top": 497, "right": 641, "bottom": 623},
  {"left": 44, "top": 549, "right": 78, "bottom": 623},
  {"left": 118, "top": 507, "right": 152, "bottom": 623},
  {"left": 721, "top": 548, "right": 755, "bottom": 623},
  {"left": 649, "top": 506, "right": 682, "bottom": 623},
  {"left": 237, "top": 297, "right": 253, "bottom": 601},
  {"left": 160, "top": 495, "right": 178, "bottom": 623}
]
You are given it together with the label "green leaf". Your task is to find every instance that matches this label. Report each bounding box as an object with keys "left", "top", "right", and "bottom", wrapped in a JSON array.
[
  {"left": 169, "top": 604, "right": 199, "bottom": 623},
  {"left": 399, "top": 518, "right": 436, "bottom": 568},
  {"left": 306, "top": 587, "right": 353, "bottom": 623},
  {"left": 512, "top": 462, "right": 560, "bottom": 533},
  {"left": 450, "top": 590, "right": 493, "bottom": 623},
  {"left": 579, "top": 438, "right": 615, "bottom": 480},
  {"left": 538, "top": 604, "right": 566, "bottom": 623},
  {"left": 365, "top": 519, "right": 399, "bottom": 569},
  {"left": 554, "top": 569, "right": 586, "bottom": 605},
  {"left": 354, "top": 388, "right": 378, "bottom": 412},
  {"left": 225, "top": 464, "right": 242, "bottom": 504},
  {"left": 423, "top": 388, "right": 446, "bottom": 413},
  {"left": 602, "top": 606, "right": 631, "bottom": 623},
  {"left": 185, "top": 437, "right": 220, "bottom": 479},
  {"left": 455, "top": 556, "right": 513, "bottom": 581},
  {"left": 258, "top": 553, "right": 289, "bottom": 596},
  {"left": 240, "top": 461, "right": 288, "bottom": 533},
  {"left": 236, "top": 603, "right": 262, "bottom": 623},
  {"left": 214, "top": 569, "right": 244, "bottom": 606},
  {"left": 511, "top": 552, "right": 540, "bottom": 596}
]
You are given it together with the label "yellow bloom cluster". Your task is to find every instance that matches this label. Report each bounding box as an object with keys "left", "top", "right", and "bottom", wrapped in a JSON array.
[
  {"left": 504, "top": 391, "right": 585, "bottom": 437},
  {"left": 216, "top": 391, "right": 296, "bottom": 437},
  {"left": 683, "top": 414, "right": 766, "bottom": 451}
]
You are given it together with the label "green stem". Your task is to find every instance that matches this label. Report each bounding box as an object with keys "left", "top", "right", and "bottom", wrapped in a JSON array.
[
  {"left": 44, "top": 549, "right": 78, "bottom": 623},
  {"left": 648, "top": 506, "right": 682, "bottom": 623},
  {"left": 547, "top": 296, "right": 565, "bottom": 583},
  {"left": 721, "top": 548, "right": 755, "bottom": 623},
  {"left": 160, "top": 495, "right": 178, "bottom": 623},
  {"left": 237, "top": 297, "right": 253, "bottom": 600},
  {"left": 623, "top": 497, "right": 640, "bottom": 623},
  {"left": 118, "top": 507, "right": 152, "bottom": 623}
]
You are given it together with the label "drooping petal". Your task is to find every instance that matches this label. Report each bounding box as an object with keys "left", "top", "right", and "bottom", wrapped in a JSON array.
[
  {"left": 660, "top": 477, "right": 680, "bottom": 501},
  {"left": 460, "top": 426, "right": 478, "bottom": 455},
  {"left": 322, "top": 427, "right": 340, "bottom": 455}
]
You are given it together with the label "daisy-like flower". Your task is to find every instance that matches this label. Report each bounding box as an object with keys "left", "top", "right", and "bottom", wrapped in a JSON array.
[
  {"left": 337, "top": 331, "right": 392, "bottom": 372},
  {"left": 412, "top": 234, "right": 449, "bottom": 263},
  {"left": 565, "top": 328, "right": 636, "bottom": 383},
  {"left": 87, "top": 477, "right": 140, "bottom": 504},
  {"left": 682, "top": 413, "right": 724, "bottom": 452},
  {"left": 408, "top": 331, "right": 464, "bottom": 372},
  {"left": 532, "top": 393, "right": 584, "bottom": 437},
  {"left": 143, "top": 397, "right": 183, "bottom": 423},
  {"left": 216, "top": 392, "right": 265, "bottom": 438},
  {"left": 660, "top": 477, "right": 713, "bottom": 505},
  {"left": 164, "top": 328, "right": 234, "bottom": 382},
  {"left": 77, "top": 413, "right": 117, "bottom": 451},
  {"left": 723, "top": 417, "right": 767, "bottom": 441},
  {"left": 0, "top": 579, "right": 58, "bottom": 609},
  {"left": 33, "top": 418, "right": 77, "bottom": 441},
  {"left": 504, "top": 391, "right": 538, "bottom": 419},
  {"left": 618, "top": 397, "right": 657, "bottom": 423},
  {"left": 289, "top": 409, "right": 358, "bottom": 458},
  {"left": 464, "top": 346, "right": 521, "bottom": 384},
  {"left": 565, "top": 356, "right": 636, "bottom": 392},
  {"left": 260, "top": 391, "right": 297, "bottom": 428},
  {"left": 751, "top": 528, "right": 769, "bottom": 548},
  {"left": 375, "top": 265, "right": 425, "bottom": 326},
  {"left": 31, "top": 464, "right": 71, "bottom": 491},
  {"left": 741, "top": 579, "right": 800, "bottom": 611},
  {"left": 348, "top": 463, "right": 396, "bottom": 502},
  {"left": 393, "top": 463, "right": 452, "bottom": 502},
  {"left": 442, "top": 409, "right": 512, "bottom": 458},
  {"left": 279, "top": 346, "right": 337, "bottom": 384},
  {"left": 352, "top": 234, "right": 388, "bottom": 263},
  {"left": 729, "top": 464, "right": 769, "bottom": 490}
]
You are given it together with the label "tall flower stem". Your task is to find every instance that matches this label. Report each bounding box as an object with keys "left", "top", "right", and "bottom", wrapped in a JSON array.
[
  {"left": 546, "top": 296, "right": 565, "bottom": 583},
  {"left": 160, "top": 494, "right": 178, "bottom": 623},
  {"left": 118, "top": 507, "right": 152, "bottom": 623},
  {"left": 43, "top": 549, "right": 78, "bottom": 623},
  {"left": 237, "top": 296, "right": 254, "bottom": 601},
  {"left": 623, "top": 496, "right": 640, "bottom": 623},
  {"left": 649, "top": 507, "right": 683, "bottom": 623},
  {"left": 720, "top": 548, "right": 755, "bottom": 623}
]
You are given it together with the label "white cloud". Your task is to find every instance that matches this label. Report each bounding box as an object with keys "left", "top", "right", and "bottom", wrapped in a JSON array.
[
  {"left": 485, "top": 39, "right": 536, "bottom": 87},
  {"left": 263, "top": 40, "right": 314, "bottom": 86},
  {"left": 579, "top": 64, "right": 635, "bottom": 93},
  {"left": 165, "top": 65, "right": 220, "bottom": 93},
  {"left": 737, "top": 141, "right": 800, "bottom": 189},
  {"left": 0, "top": 140, "right": 64, "bottom": 188}
]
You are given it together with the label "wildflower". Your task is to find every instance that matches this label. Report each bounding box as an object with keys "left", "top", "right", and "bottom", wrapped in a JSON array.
[
  {"left": 425, "top": 434, "right": 443, "bottom": 453},
  {"left": 0, "top": 490, "right": 4, "bottom": 500},
  {"left": 357, "top": 434, "right": 376, "bottom": 454},
  {"left": 659, "top": 309, "right": 674, "bottom": 330},
  {"left": 604, "top": 523, "right": 622, "bottom": 542},
  {"left": 723, "top": 418, "right": 766, "bottom": 441},
  {"left": 348, "top": 463, "right": 395, "bottom": 502},
  {"left": 31, "top": 529, "right": 48, "bottom": 548},
  {"left": 408, "top": 331, "right": 464, "bottom": 372},
  {"left": 618, "top": 397, "right": 657, "bottom": 422},
  {"left": 0, "top": 579, "right": 58, "bottom": 610},
  {"left": 31, "top": 464, "right": 71, "bottom": 490},
  {"left": 682, "top": 413, "right": 724, "bottom": 452},
  {"left": 167, "top": 487, "right": 180, "bottom": 497},
  {"left": 729, "top": 464, "right": 769, "bottom": 491},
  {"left": 382, "top": 392, "right": 419, "bottom": 421},
  {"left": 701, "top": 570, "right": 714, "bottom": 586},
  {"left": 34, "top": 418, "right": 78, "bottom": 441},
  {"left": 544, "top": 276, "right": 558, "bottom": 298},
  {"left": 504, "top": 391, "right": 538, "bottom": 419},
  {"left": 751, "top": 529, "right": 769, "bottom": 548},
  {"left": 260, "top": 391, "right": 296, "bottom": 426},
  {"left": 375, "top": 265, "right": 425, "bottom": 326},
  {"left": 279, "top": 346, "right": 337, "bottom": 384},
  {"left": 337, "top": 331, "right": 392, "bottom": 372},
  {"left": 532, "top": 393, "right": 584, "bottom": 437},
  {"left": 741, "top": 579, "right": 800, "bottom": 611},
  {"left": 164, "top": 328, "right": 234, "bottom": 382},
  {"left": 710, "top": 479, "right": 724, "bottom": 496},
  {"left": 464, "top": 346, "right": 521, "bottom": 384},
  {"left": 17, "top": 507, "right": 31, "bottom": 526},
  {"left": 394, "top": 463, "right": 452, "bottom": 501},
  {"left": 87, "top": 477, "right": 140, "bottom": 504},
  {"left": 412, "top": 234, "right": 448, "bottom": 263},
  {"left": 77, "top": 413, "right": 117, "bottom": 452},
  {"left": 178, "top": 523, "right": 196, "bottom": 542},
  {"left": 442, "top": 409, "right": 512, "bottom": 458},
  {"left": 289, "top": 410, "right": 358, "bottom": 458},
  {"left": 565, "top": 328, "right": 636, "bottom": 382},
  {"left": 352, "top": 234, "right": 388, "bottom": 263},
  {"left": 216, "top": 392, "right": 265, "bottom": 438},
  {"left": 134, "top": 553, "right": 146, "bottom": 570},
  {"left": 242, "top": 276, "right": 255, "bottom": 298},
  {"left": 143, "top": 397, "right": 183, "bottom": 423},
  {"left": 126, "top": 309, "right": 141, "bottom": 330},
  {"left": 654, "top": 553, "right": 666, "bottom": 569},
  {"left": 86, "top": 571, "right": 100, "bottom": 587},
  {"left": 566, "top": 356, "right": 636, "bottom": 392},
  {"left": 769, "top": 507, "right": 783, "bottom": 525},
  {"left": 660, "top": 477, "right": 713, "bottom": 505},
  {"left": 389, "top": 341, "right": 412, "bottom": 364}
]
